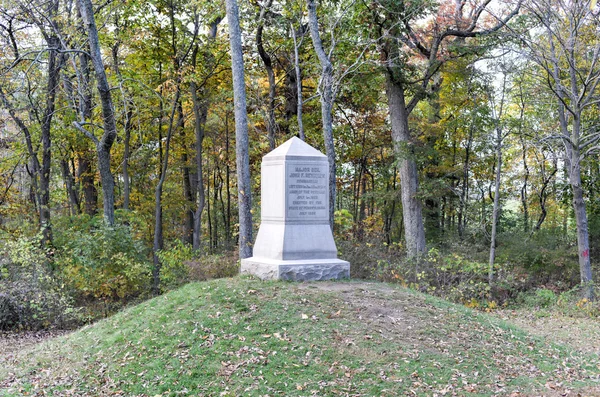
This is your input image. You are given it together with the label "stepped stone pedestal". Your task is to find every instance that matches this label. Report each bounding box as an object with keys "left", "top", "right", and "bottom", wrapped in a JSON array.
[{"left": 241, "top": 137, "right": 350, "bottom": 281}]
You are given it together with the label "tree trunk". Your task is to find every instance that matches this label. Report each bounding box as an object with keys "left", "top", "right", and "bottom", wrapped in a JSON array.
[
  {"left": 122, "top": 110, "right": 132, "bottom": 210},
  {"left": 567, "top": 143, "right": 594, "bottom": 299},
  {"left": 225, "top": 111, "right": 232, "bottom": 248},
  {"left": 78, "top": 152, "right": 97, "bottom": 216},
  {"left": 226, "top": 0, "right": 253, "bottom": 259},
  {"left": 76, "top": 47, "right": 98, "bottom": 216},
  {"left": 534, "top": 156, "right": 556, "bottom": 231},
  {"left": 488, "top": 128, "right": 502, "bottom": 285},
  {"left": 458, "top": 124, "right": 473, "bottom": 239},
  {"left": 191, "top": 18, "right": 220, "bottom": 251},
  {"left": 212, "top": 167, "right": 219, "bottom": 249},
  {"left": 77, "top": 0, "right": 118, "bottom": 226},
  {"left": 256, "top": 0, "right": 276, "bottom": 150},
  {"left": 191, "top": 77, "right": 207, "bottom": 250},
  {"left": 520, "top": 137, "right": 529, "bottom": 232},
  {"left": 152, "top": 88, "right": 180, "bottom": 295},
  {"left": 179, "top": 100, "right": 194, "bottom": 245},
  {"left": 291, "top": 22, "right": 305, "bottom": 140},
  {"left": 61, "top": 158, "right": 80, "bottom": 215},
  {"left": 38, "top": 35, "right": 62, "bottom": 244},
  {"left": 385, "top": 72, "right": 426, "bottom": 257},
  {"left": 307, "top": 0, "right": 336, "bottom": 230}
]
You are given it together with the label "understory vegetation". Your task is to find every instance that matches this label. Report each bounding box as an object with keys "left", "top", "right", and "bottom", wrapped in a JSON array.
[{"left": 1, "top": 209, "right": 598, "bottom": 331}]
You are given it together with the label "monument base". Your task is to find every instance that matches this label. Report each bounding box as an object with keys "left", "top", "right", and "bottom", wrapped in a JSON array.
[{"left": 241, "top": 257, "right": 350, "bottom": 281}]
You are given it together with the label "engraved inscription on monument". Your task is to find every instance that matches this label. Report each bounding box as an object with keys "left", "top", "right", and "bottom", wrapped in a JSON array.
[{"left": 287, "top": 163, "right": 328, "bottom": 220}]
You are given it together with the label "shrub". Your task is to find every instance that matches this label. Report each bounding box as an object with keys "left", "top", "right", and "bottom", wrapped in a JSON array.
[
  {"left": 158, "top": 244, "right": 238, "bottom": 291},
  {"left": 0, "top": 236, "right": 78, "bottom": 330},
  {"left": 156, "top": 244, "right": 239, "bottom": 293},
  {"left": 0, "top": 293, "right": 18, "bottom": 330},
  {"left": 184, "top": 252, "right": 239, "bottom": 281},
  {"left": 56, "top": 223, "right": 151, "bottom": 302},
  {"left": 555, "top": 287, "right": 600, "bottom": 317},
  {"left": 156, "top": 241, "right": 195, "bottom": 292},
  {"left": 517, "top": 288, "right": 558, "bottom": 308}
]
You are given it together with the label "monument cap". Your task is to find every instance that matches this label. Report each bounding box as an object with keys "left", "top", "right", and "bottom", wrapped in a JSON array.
[{"left": 264, "top": 136, "right": 326, "bottom": 161}]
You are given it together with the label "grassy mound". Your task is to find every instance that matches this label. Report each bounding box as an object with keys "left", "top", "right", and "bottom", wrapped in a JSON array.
[{"left": 1, "top": 277, "right": 599, "bottom": 396}]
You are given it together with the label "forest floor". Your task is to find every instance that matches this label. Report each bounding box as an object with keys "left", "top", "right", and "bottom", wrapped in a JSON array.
[{"left": 1, "top": 279, "right": 599, "bottom": 396}]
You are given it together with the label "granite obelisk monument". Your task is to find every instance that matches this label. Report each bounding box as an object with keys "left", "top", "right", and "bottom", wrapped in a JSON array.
[{"left": 241, "top": 137, "right": 350, "bottom": 280}]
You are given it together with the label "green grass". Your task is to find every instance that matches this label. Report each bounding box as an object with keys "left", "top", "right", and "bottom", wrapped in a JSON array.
[{"left": 2, "top": 277, "right": 599, "bottom": 396}]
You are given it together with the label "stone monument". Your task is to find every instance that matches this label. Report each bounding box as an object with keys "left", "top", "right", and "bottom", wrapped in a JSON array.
[{"left": 241, "top": 137, "right": 350, "bottom": 280}]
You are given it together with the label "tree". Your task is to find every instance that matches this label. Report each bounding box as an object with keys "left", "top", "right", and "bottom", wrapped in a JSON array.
[
  {"left": 372, "top": 0, "right": 521, "bottom": 257},
  {"left": 226, "top": 0, "right": 253, "bottom": 259},
  {"left": 75, "top": 0, "right": 119, "bottom": 225},
  {"left": 513, "top": 0, "right": 600, "bottom": 298},
  {"left": 0, "top": 0, "right": 64, "bottom": 244},
  {"left": 256, "top": 0, "right": 277, "bottom": 150}
]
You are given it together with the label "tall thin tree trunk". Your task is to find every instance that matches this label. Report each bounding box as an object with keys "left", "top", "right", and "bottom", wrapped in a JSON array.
[
  {"left": 152, "top": 88, "right": 180, "bottom": 295},
  {"left": 567, "top": 139, "right": 594, "bottom": 299},
  {"left": 225, "top": 111, "right": 232, "bottom": 248},
  {"left": 291, "top": 22, "right": 305, "bottom": 140},
  {"left": 226, "top": 0, "right": 253, "bottom": 259},
  {"left": 256, "top": 0, "right": 276, "bottom": 150},
  {"left": 178, "top": 100, "right": 194, "bottom": 244},
  {"left": 520, "top": 136, "right": 529, "bottom": 232},
  {"left": 307, "top": 0, "right": 336, "bottom": 230},
  {"left": 191, "top": 19, "right": 220, "bottom": 251},
  {"left": 488, "top": 128, "right": 502, "bottom": 285},
  {"left": 75, "top": 46, "right": 98, "bottom": 216},
  {"left": 212, "top": 167, "right": 219, "bottom": 249},
  {"left": 61, "top": 158, "right": 80, "bottom": 215},
  {"left": 459, "top": 124, "right": 474, "bottom": 239},
  {"left": 207, "top": 166, "right": 213, "bottom": 252},
  {"left": 191, "top": 76, "right": 207, "bottom": 250},
  {"left": 39, "top": 34, "right": 62, "bottom": 244},
  {"left": 123, "top": 110, "right": 132, "bottom": 210}
]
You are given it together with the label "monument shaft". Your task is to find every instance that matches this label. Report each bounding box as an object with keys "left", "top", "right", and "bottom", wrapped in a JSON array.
[{"left": 241, "top": 137, "right": 350, "bottom": 280}]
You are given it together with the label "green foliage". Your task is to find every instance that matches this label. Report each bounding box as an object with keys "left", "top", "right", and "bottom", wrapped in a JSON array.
[
  {"left": 555, "top": 288, "right": 600, "bottom": 318},
  {"left": 334, "top": 209, "right": 354, "bottom": 238},
  {"left": 183, "top": 252, "right": 239, "bottom": 283},
  {"left": 156, "top": 241, "right": 194, "bottom": 292},
  {"left": 496, "top": 229, "right": 579, "bottom": 284},
  {"left": 55, "top": 222, "right": 151, "bottom": 302},
  {"left": 157, "top": 243, "right": 239, "bottom": 293},
  {"left": 517, "top": 288, "right": 558, "bottom": 309},
  {"left": 0, "top": 235, "right": 78, "bottom": 330}
]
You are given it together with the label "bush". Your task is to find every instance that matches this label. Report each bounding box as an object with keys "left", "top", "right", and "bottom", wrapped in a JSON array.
[
  {"left": 0, "top": 293, "right": 18, "bottom": 330},
  {"left": 157, "top": 243, "right": 239, "bottom": 293},
  {"left": 55, "top": 223, "right": 151, "bottom": 302},
  {"left": 0, "top": 236, "right": 78, "bottom": 330},
  {"left": 184, "top": 252, "right": 239, "bottom": 281},
  {"left": 517, "top": 288, "right": 558, "bottom": 308},
  {"left": 156, "top": 241, "right": 195, "bottom": 292}
]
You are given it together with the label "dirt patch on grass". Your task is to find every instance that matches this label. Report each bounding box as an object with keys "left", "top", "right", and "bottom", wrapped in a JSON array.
[
  {"left": 497, "top": 310, "right": 600, "bottom": 355},
  {"left": 296, "top": 281, "right": 428, "bottom": 341},
  {"left": 0, "top": 330, "right": 68, "bottom": 356}
]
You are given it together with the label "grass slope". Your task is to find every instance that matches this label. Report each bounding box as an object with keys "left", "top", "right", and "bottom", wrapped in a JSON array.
[{"left": 1, "top": 277, "right": 599, "bottom": 396}]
